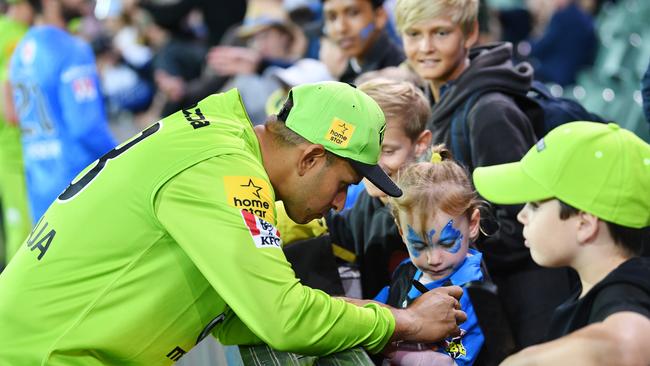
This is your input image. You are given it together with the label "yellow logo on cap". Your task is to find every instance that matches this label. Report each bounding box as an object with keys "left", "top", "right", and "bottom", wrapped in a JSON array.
[
  {"left": 326, "top": 118, "right": 356, "bottom": 147},
  {"left": 224, "top": 176, "right": 274, "bottom": 222}
]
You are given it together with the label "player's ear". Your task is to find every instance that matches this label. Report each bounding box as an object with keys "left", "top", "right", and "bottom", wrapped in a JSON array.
[{"left": 297, "top": 144, "right": 327, "bottom": 176}]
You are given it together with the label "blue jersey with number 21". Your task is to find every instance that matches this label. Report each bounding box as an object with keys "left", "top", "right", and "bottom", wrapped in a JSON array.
[{"left": 9, "top": 25, "right": 115, "bottom": 222}]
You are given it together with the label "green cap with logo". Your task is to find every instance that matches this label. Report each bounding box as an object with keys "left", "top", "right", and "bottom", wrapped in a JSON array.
[
  {"left": 278, "top": 81, "right": 401, "bottom": 197},
  {"left": 473, "top": 122, "right": 650, "bottom": 228}
]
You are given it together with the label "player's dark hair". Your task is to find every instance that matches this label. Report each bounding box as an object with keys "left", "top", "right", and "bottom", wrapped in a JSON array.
[
  {"left": 558, "top": 200, "right": 648, "bottom": 257},
  {"left": 269, "top": 93, "right": 337, "bottom": 166}
]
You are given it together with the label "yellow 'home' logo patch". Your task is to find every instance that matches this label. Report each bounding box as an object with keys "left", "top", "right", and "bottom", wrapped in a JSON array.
[
  {"left": 325, "top": 118, "right": 356, "bottom": 147},
  {"left": 224, "top": 176, "right": 274, "bottom": 222}
]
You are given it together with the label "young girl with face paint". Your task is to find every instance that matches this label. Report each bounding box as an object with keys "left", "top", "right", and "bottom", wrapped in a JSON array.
[{"left": 374, "top": 145, "right": 484, "bottom": 366}]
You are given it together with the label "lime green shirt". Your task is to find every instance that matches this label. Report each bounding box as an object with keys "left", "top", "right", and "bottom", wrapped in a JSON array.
[
  {"left": 0, "top": 16, "right": 27, "bottom": 162},
  {"left": 0, "top": 89, "right": 394, "bottom": 365}
]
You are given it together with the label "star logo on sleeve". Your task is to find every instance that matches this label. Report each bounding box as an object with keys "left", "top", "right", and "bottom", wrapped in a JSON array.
[
  {"left": 241, "top": 178, "right": 263, "bottom": 199},
  {"left": 224, "top": 176, "right": 275, "bottom": 222}
]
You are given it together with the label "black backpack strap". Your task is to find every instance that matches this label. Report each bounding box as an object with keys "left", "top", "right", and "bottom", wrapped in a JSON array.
[{"left": 450, "top": 92, "right": 483, "bottom": 171}]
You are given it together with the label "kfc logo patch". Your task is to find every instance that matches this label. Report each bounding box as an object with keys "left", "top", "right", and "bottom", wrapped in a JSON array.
[{"left": 241, "top": 210, "right": 282, "bottom": 249}]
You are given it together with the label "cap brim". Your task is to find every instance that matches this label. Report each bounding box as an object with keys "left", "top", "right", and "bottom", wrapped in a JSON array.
[
  {"left": 348, "top": 160, "right": 402, "bottom": 197},
  {"left": 472, "top": 162, "right": 553, "bottom": 204}
]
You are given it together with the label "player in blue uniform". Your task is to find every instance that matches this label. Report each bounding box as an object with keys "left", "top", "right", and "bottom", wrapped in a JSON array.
[{"left": 9, "top": 0, "right": 115, "bottom": 222}]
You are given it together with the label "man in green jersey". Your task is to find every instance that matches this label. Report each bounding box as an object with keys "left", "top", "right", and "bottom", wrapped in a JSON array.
[
  {"left": 0, "top": 0, "right": 35, "bottom": 267},
  {"left": 0, "top": 81, "right": 467, "bottom": 365}
]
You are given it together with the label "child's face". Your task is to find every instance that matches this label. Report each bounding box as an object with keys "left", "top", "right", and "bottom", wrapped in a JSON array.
[
  {"left": 365, "top": 123, "right": 421, "bottom": 198},
  {"left": 323, "top": 0, "right": 385, "bottom": 59},
  {"left": 517, "top": 199, "right": 577, "bottom": 267},
  {"left": 401, "top": 16, "right": 476, "bottom": 85},
  {"left": 398, "top": 209, "right": 472, "bottom": 282}
]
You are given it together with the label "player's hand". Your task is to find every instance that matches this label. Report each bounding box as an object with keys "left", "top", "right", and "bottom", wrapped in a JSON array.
[
  {"left": 390, "top": 286, "right": 467, "bottom": 344},
  {"left": 206, "top": 46, "right": 261, "bottom": 76}
]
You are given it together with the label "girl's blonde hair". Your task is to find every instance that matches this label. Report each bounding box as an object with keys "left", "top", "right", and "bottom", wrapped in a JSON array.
[
  {"left": 358, "top": 78, "right": 431, "bottom": 141},
  {"left": 389, "top": 144, "right": 481, "bottom": 227},
  {"left": 395, "top": 0, "right": 479, "bottom": 35}
]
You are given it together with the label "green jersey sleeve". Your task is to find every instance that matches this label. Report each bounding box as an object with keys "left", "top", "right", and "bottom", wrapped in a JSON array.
[
  {"left": 213, "top": 308, "right": 262, "bottom": 346},
  {"left": 155, "top": 154, "right": 395, "bottom": 355}
]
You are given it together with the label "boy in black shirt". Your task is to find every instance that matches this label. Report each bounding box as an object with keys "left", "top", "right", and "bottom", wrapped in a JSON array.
[{"left": 473, "top": 121, "right": 650, "bottom": 365}]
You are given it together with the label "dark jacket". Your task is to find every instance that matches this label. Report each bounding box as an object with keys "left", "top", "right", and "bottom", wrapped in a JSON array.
[
  {"left": 338, "top": 30, "right": 405, "bottom": 84},
  {"left": 326, "top": 190, "right": 408, "bottom": 299},
  {"left": 547, "top": 257, "right": 650, "bottom": 340},
  {"left": 428, "top": 42, "right": 537, "bottom": 274}
]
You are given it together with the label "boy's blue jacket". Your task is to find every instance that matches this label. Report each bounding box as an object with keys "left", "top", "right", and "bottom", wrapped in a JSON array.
[{"left": 375, "top": 249, "right": 485, "bottom": 365}]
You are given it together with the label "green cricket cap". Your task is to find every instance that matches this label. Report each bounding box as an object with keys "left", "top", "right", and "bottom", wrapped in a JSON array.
[
  {"left": 278, "top": 81, "right": 401, "bottom": 197},
  {"left": 473, "top": 122, "right": 650, "bottom": 228}
]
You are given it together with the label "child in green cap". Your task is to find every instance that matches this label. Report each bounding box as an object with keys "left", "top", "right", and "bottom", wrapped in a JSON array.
[{"left": 473, "top": 121, "right": 650, "bottom": 365}]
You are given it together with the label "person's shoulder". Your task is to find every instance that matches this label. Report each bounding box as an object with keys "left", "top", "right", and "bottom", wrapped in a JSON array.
[
  {"left": 589, "top": 260, "right": 650, "bottom": 321},
  {"left": 590, "top": 283, "right": 650, "bottom": 321},
  {"left": 67, "top": 34, "right": 95, "bottom": 58}
]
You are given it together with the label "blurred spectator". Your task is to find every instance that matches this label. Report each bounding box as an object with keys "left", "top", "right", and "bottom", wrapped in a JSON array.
[
  {"left": 321, "top": 0, "right": 404, "bottom": 83},
  {"left": 284, "top": 0, "right": 324, "bottom": 59},
  {"left": 207, "top": 0, "right": 305, "bottom": 77},
  {"left": 9, "top": 0, "right": 116, "bottom": 222},
  {"left": 497, "top": 6, "right": 532, "bottom": 46},
  {"left": 0, "top": 0, "right": 35, "bottom": 265},
  {"left": 209, "top": 0, "right": 306, "bottom": 124},
  {"left": 132, "top": 0, "right": 246, "bottom": 121},
  {"left": 524, "top": 0, "right": 597, "bottom": 86},
  {"left": 265, "top": 58, "right": 334, "bottom": 115},
  {"left": 92, "top": 33, "right": 154, "bottom": 117},
  {"left": 139, "top": 0, "right": 246, "bottom": 47},
  {"left": 100, "top": 0, "right": 153, "bottom": 71},
  {"left": 127, "top": 7, "right": 207, "bottom": 117}
]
